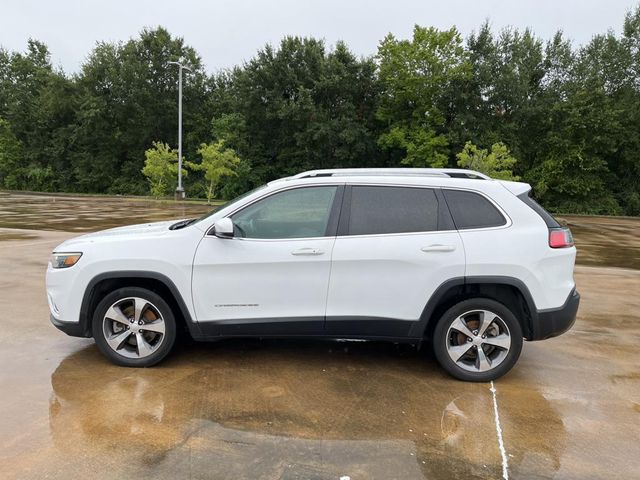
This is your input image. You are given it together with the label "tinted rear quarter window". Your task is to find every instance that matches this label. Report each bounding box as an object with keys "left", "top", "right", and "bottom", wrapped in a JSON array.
[
  {"left": 443, "top": 189, "right": 507, "bottom": 230},
  {"left": 348, "top": 186, "right": 439, "bottom": 235},
  {"left": 517, "top": 192, "right": 561, "bottom": 228}
]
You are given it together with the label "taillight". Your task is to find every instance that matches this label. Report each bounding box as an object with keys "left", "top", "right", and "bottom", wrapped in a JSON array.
[{"left": 549, "top": 227, "right": 574, "bottom": 248}]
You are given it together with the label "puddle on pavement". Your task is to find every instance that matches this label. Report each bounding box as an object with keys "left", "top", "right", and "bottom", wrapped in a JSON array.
[
  {"left": 0, "top": 192, "right": 213, "bottom": 232},
  {"left": 37, "top": 340, "right": 566, "bottom": 479},
  {"left": 562, "top": 215, "right": 640, "bottom": 270},
  {"left": 0, "top": 231, "right": 37, "bottom": 241},
  {"left": 609, "top": 371, "right": 640, "bottom": 384}
]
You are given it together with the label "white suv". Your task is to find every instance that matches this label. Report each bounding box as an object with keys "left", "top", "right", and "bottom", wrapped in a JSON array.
[{"left": 46, "top": 168, "right": 579, "bottom": 381}]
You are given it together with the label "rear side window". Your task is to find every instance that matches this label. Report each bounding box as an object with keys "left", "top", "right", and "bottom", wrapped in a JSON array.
[
  {"left": 347, "top": 186, "right": 439, "bottom": 235},
  {"left": 443, "top": 189, "right": 507, "bottom": 230},
  {"left": 517, "top": 192, "right": 561, "bottom": 228}
]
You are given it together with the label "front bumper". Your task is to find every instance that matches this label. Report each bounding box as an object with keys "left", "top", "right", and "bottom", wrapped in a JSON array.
[
  {"left": 531, "top": 289, "right": 580, "bottom": 340},
  {"left": 50, "top": 315, "right": 91, "bottom": 338}
]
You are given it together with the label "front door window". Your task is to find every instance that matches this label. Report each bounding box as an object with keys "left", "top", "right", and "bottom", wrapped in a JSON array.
[{"left": 231, "top": 186, "right": 338, "bottom": 239}]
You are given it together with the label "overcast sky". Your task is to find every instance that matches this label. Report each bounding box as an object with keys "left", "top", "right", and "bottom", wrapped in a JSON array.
[{"left": 1, "top": 0, "right": 638, "bottom": 74}]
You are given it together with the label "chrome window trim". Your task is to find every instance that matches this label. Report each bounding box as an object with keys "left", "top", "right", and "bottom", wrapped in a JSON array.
[
  {"left": 204, "top": 181, "right": 512, "bottom": 240},
  {"left": 337, "top": 183, "right": 512, "bottom": 239}
]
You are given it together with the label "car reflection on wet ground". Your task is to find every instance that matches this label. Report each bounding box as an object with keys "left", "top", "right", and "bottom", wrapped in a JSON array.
[
  {"left": 0, "top": 192, "right": 639, "bottom": 479},
  {"left": 43, "top": 341, "right": 565, "bottom": 480}
]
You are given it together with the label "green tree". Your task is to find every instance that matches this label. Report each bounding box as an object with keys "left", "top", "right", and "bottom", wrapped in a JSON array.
[
  {"left": 567, "top": 6, "right": 640, "bottom": 215},
  {"left": 0, "top": 11, "right": 639, "bottom": 216},
  {"left": 71, "top": 27, "right": 213, "bottom": 195},
  {"left": 0, "top": 119, "right": 24, "bottom": 188},
  {"left": 194, "top": 141, "right": 243, "bottom": 203},
  {"left": 525, "top": 93, "right": 622, "bottom": 214},
  {"left": 529, "top": 143, "right": 619, "bottom": 214},
  {"left": 212, "top": 37, "right": 382, "bottom": 182},
  {"left": 456, "top": 142, "right": 520, "bottom": 180},
  {"left": 376, "top": 25, "right": 471, "bottom": 167},
  {"left": 0, "top": 40, "right": 77, "bottom": 191},
  {"left": 461, "top": 24, "right": 546, "bottom": 169},
  {"left": 142, "top": 142, "right": 190, "bottom": 198}
]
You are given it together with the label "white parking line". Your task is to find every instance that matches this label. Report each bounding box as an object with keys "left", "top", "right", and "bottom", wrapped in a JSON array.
[{"left": 490, "top": 381, "right": 509, "bottom": 480}]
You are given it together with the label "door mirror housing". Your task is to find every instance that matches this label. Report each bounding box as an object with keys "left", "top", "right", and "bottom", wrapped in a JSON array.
[{"left": 213, "top": 218, "right": 234, "bottom": 238}]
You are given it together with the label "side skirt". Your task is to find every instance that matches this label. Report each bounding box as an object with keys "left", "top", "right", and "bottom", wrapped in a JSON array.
[
  {"left": 194, "top": 316, "right": 418, "bottom": 341},
  {"left": 191, "top": 333, "right": 423, "bottom": 344}
]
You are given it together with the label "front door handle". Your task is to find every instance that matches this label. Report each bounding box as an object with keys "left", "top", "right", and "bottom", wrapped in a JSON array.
[
  {"left": 291, "top": 247, "right": 325, "bottom": 256},
  {"left": 421, "top": 244, "right": 456, "bottom": 253}
]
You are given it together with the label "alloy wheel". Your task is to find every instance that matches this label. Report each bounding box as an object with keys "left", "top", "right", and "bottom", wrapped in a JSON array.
[
  {"left": 102, "top": 297, "right": 166, "bottom": 359},
  {"left": 445, "top": 309, "right": 512, "bottom": 373}
]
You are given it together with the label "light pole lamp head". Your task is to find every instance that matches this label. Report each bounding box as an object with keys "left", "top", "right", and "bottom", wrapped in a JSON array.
[{"left": 168, "top": 61, "right": 192, "bottom": 73}]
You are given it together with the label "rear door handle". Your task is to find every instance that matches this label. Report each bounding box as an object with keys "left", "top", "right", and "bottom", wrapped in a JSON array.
[
  {"left": 421, "top": 244, "right": 456, "bottom": 253},
  {"left": 291, "top": 247, "right": 325, "bottom": 256}
]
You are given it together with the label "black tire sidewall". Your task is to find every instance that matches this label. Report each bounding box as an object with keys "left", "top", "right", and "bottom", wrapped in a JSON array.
[
  {"left": 432, "top": 298, "right": 523, "bottom": 382},
  {"left": 92, "top": 287, "right": 177, "bottom": 367}
]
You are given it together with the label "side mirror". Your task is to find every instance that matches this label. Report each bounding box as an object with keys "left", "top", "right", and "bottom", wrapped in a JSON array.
[{"left": 213, "top": 218, "right": 234, "bottom": 238}]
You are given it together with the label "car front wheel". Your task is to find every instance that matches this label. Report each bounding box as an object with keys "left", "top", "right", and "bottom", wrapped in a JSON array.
[
  {"left": 432, "top": 298, "right": 523, "bottom": 382},
  {"left": 92, "top": 287, "right": 176, "bottom": 367}
]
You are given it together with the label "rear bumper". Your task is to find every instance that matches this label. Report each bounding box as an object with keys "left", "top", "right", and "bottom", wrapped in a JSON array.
[
  {"left": 531, "top": 289, "right": 580, "bottom": 340},
  {"left": 50, "top": 315, "right": 91, "bottom": 338}
]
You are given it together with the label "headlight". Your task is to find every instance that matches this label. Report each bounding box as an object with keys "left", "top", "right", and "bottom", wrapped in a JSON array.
[{"left": 50, "top": 252, "right": 83, "bottom": 269}]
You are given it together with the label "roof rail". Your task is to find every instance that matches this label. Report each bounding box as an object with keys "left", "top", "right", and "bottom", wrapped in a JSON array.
[
  {"left": 293, "top": 168, "right": 491, "bottom": 180},
  {"left": 436, "top": 169, "right": 491, "bottom": 180}
]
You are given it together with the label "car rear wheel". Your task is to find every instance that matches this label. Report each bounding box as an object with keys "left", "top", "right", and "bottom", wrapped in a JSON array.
[
  {"left": 92, "top": 287, "right": 176, "bottom": 367},
  {"left": 432, "top": 298, "right": 523, "bottom": 382}
]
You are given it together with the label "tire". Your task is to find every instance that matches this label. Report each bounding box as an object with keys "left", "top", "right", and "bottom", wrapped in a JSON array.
[
  {"left": 92, "top": 287, "right": 177, "bottom": 367},
  {"left": 432, "top": 298, "right": 523, "bottom": 382}
]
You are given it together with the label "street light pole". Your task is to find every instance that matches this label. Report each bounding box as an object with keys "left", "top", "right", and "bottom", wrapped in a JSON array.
[{"left": 168, "top": 61, "right": 192, "bottom": 199}]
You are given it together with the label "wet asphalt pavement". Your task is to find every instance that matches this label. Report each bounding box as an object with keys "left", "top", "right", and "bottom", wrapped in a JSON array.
[{"left": 0, "top": 192, "right": 639, "bottom": 479}]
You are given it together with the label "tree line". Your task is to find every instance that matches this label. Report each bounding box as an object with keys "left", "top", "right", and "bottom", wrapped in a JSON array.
[{"left": 1, "top": 7, "right": 640, "bottom": 215}]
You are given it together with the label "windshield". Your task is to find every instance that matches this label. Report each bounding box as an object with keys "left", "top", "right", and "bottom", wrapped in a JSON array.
[{"left": 191, "top": 185, "right": 267, "bottom": 225}]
